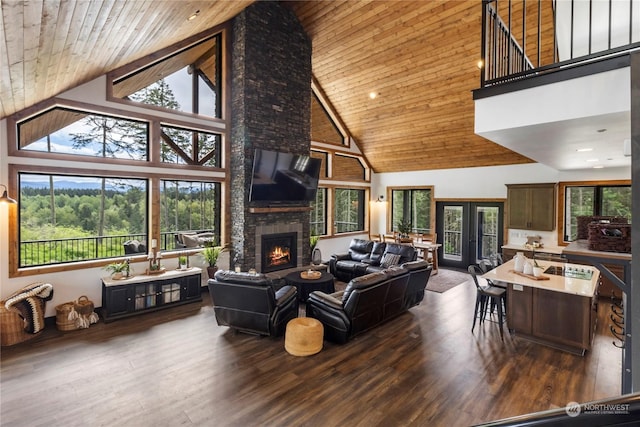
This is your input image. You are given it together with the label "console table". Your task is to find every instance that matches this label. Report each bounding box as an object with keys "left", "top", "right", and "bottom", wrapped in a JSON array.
[{"left": 101, "top": 267, "right": 202, "bottom": 322}]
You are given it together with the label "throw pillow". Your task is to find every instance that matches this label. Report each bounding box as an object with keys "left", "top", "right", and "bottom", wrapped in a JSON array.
[
  {"left": 380, "top": 253, "right": 401, "bottom": 268},
  {"left": 182, "top": 234, "right": 200, "bottom": 248}
]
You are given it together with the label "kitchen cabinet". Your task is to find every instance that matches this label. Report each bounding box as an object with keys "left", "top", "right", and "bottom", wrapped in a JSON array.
[
  {"left": 506, "top": 183, "right": 556, "bottom": 231},
  {"left": 102, "top": 268, "right": 202, "bottom": 322}
]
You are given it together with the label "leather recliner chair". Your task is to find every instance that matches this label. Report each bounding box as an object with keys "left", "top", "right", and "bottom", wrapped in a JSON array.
[
  {"left": 329, "top": 238, "right": 417, "bottom": 282},
  {"left": 401, "top": 260, "right": 432, "bottom": 309},
  {"left": 208, "top": 270, "right": 298, "bottom": 336},
  {"left": 306, "top": 267, "right": 410, "bottom": 343}
]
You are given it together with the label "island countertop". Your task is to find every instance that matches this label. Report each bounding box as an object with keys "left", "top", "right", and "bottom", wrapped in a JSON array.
[{"left": 481, "top": 259, "right": 599, "bottom": 297}]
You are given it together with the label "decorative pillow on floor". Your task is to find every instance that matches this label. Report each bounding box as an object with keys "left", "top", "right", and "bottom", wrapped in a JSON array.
[{"left": 380, "top": 253, "right": 401, "bottom": 268}]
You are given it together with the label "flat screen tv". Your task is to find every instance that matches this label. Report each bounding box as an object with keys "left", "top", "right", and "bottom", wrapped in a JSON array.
[{"left": 249, "top": 149, "right": 321, "bottom": 202}]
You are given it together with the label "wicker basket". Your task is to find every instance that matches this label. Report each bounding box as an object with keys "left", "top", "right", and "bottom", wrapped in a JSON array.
[
  {"left": 74, "top": 295, "right": 95, "bottom": 316},
  {"left": 55, "top": 301, "right": 79, "bottom": 331},
  {"left": 0, "top": 302, "right": 38, "bottom": 346},
  {"left": 577, "top": 215, "right": 627, "bottom": 240},
  {"left": 587, "top": 222, "right": 631, "bottom": 253}
]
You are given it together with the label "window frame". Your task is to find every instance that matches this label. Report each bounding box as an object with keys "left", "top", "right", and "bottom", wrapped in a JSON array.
[
  {"left": 557, "top": 179, "right": 631, "bottom": 245},
  {"left": 387, "top": 186, "right": 435, "bottom": 236},
  {"left": 333, "top": 187, "right": 367, "bottom": 234}
]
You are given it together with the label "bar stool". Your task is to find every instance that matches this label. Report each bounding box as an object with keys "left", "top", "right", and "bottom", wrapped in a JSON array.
[{"left": 468, "top": 264, "right": 507, "bottom": 340}]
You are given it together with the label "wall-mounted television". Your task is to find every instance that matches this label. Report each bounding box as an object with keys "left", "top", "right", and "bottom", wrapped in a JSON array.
[{"left": 249, "top": 149, "right": 321, "bottom": 203}]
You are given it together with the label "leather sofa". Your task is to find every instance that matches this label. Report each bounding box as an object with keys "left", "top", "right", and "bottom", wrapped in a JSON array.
[
  {"left": 306, "top": 260, "right": 432, "bottom": 343},
  {"left": 208, "top": 270, "right": 298, "bottom": 336},
  {"left": 329, "top": 238, "right": 417, "bottom": 282}
]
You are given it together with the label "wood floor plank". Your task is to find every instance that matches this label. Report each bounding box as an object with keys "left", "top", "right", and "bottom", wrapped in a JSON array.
[{"left": 0, "top": 277, "right": 622, "bottom": 426}]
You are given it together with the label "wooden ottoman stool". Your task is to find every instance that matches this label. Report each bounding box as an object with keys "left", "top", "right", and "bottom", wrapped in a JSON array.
[{"left": 285, "top": 317, "right": 324, "bottom": 356}]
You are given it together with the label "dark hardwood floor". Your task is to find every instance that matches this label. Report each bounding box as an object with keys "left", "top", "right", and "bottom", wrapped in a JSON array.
[{"left": 1, "top": 275, "right": 621, "bottom": 426}]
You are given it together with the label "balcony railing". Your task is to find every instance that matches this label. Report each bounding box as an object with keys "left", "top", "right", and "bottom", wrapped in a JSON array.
[
  {"left": 19, "top": 231, "right": 198, "bottom": 267},
  {"left": 480, "top": 0, "right": 640, "bottom": 88}
]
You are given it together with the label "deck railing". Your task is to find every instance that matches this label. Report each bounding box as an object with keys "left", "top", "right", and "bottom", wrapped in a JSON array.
[
  {"left": 19, "top": 231, "right": 190, "bottom": 267},
  {"left": 481, "top": 0, "right": 640, "bottom": 87}
]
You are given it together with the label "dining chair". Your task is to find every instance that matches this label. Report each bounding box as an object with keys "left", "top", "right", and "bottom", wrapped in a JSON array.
[{"left": 468, "top": 264, "right": 507, "bottom": 340}]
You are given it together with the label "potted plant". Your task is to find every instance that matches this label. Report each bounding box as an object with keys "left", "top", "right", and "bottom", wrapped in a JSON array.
[
  {"left": 178, "top": 254, "right": 188, "bottom": 270},
  {"left": 104, "top": 260, "right": 130, "bottom": 279},
  {"left": 396, "top": 219, "right": 412, "bottom": 238},
  {"left": 200, "top": 245, "right": 227, "bottom": 278}
]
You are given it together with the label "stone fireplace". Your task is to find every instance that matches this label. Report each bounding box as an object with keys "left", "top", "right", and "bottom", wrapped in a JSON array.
[{"left": 228, "top": 2, "right": 312, "bottom": 272}]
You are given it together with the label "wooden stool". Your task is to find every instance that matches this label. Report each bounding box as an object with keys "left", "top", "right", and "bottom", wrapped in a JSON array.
[{"left": 285, "top": 317, "right": 323, "bottom": 356}]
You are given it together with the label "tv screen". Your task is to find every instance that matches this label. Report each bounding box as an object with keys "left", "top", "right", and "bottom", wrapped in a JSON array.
[{"left": 249, "top": 149, "right": 321, "bottom": 202}]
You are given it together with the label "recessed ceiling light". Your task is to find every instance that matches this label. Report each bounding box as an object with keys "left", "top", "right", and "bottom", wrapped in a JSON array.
[
  {"left": 188, "top": 10, "right": 200, "bottom": 21},
  {"left": 476, "top": 60, "right": 484, "bottom": 69},
  {"left": 576, "top": 148, "right": 593, "bottom": 152},
  {"left": 369, "top": 92, "right": 378, "bottom": 100},
  {"left": 593, "top": 165, "right": 604, "bottom": 169},
  {"left": 586, "top": 158, "right": 599, "bottom": 162}
]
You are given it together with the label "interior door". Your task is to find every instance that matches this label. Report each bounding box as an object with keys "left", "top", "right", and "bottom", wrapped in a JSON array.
[{"left": 436, "top": 201, "right": 504, "bottom": 270}]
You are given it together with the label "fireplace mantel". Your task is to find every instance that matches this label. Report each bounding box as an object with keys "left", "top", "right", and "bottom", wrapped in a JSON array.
[{"left": 249, "top": 206, "right": 312, "bottom": 213}]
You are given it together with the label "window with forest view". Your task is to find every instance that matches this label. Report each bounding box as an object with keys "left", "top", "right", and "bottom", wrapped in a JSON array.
[
  {"left": 310, "top": 188, "right": 327, "bottom": 236},
  {"left": 113, "top": 35, "right": 221, "bottom": 118},
  {"left": 19, "top": 173, "right": 148, "bottom": 267},
  {"left": 391, "top": 187, "right": 432, "bottom": 234},
  {"left": 334, "top": 188, "right": 365, "bottom": 233},
  {"left": 160, "top": 180, "right": 221, "bottom": 251},
  {"left": 564, "top": 184, "right": 632, "bottom": 241},
  {"left": 19, "top": 107, "right": 149, "bottom": 160},
  {"left": 160, "top": 125, "right": 221, "bottom": 167}
]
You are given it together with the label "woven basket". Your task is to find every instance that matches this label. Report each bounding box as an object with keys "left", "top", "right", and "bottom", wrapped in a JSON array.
[
  {"left": 1, "top": 302, "right": 37, "bottom": 346},
  {"left": 74, "top": 295, "right": 95, "bottom": 316},
  {"left": 55, "top": 301, "right": 79, "bottom": 331}
]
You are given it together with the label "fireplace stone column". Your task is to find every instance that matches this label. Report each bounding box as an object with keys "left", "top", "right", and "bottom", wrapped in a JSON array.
[{"left": 229, "top": 2, "right": 312, "bottom": 271}]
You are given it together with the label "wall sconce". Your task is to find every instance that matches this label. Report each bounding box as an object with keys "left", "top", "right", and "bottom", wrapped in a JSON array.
[
  {"left": 376, "top": 195, "right": 384, "bottom": 202},
  {"left": 0, "top": 184, "right": 16, "bottom": 204}
]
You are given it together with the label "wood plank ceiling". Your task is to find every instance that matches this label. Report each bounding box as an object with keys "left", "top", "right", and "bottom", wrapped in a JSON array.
[{"left": 0, "top": 0, "right": 533, "bottom": 173}]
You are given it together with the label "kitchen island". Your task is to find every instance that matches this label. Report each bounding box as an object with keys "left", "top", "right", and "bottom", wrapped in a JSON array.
[{"left": 482, "top": 259, "right": 600, "bottom": 355}]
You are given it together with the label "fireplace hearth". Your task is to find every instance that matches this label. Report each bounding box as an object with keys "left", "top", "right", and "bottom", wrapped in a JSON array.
[{"left": 261, "top": 232, "right": 298, "bottom": 273}]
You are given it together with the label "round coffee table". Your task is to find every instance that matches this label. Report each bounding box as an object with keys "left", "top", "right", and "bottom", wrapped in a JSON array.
[{"left": 284, "top": 270, "right": 335, "bottom": 302}]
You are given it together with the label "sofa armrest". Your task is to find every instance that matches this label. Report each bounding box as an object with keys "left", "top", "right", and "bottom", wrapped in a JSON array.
[
  {"left": 307, "top": 291, "right": 343, "bottom": 310},
  {"left": 331, "top": 252, "right": 351, "bottom": 261},
  {"left": 275, "top": 285, "right": 297, "bottom": 305}
]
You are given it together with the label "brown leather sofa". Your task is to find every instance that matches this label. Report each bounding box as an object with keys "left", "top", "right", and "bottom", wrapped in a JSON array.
[
  {"left": 306, "top": 260, "right": 432, "bottom": 343},
  {"left": 329, "top": 238, "right": 417, "bottom": 282},
  {"left": 208, "top": 270, "right": 298, "bottom": 336}
]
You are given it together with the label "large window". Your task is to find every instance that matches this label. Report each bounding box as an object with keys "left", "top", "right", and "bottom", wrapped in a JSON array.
[
  {"left": 310, "top": 188, "right": 327, "bottom": 236},
  {"left": 160, "top": 125, "right": 221, "bottom": 167},
  {"left": 390, "top": 187, "right": 433, "bottom": 234},
  {"left": 18, "top": 107, "right": 149, "bottom": 160},
  {"left": 18, "top": 173, "right": 148, "bottom": 267},
  {"left": 113, "top": 35, "right": 222, "bottom": 118},
  {"left": 334, "top": 188, "right": 365, "bottom": 233},
  {"left": 160, "top": 180, "right": 221, "bottom": 251},
  {"left": 564, "top": 184, "right": 631, "bottom": 241}
]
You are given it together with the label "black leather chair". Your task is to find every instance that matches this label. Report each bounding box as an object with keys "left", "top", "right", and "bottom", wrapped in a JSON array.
[
  {"left": 123, "top": 239, "right": 147, "bottom": 255},
  {"left": 306, "top": 267, "right": 410, "bottom": 343},
  {"left": 401, "top": 260, "right": 432, "bottom": 309},
  {"left": 208, "top": 270, "right": 298, "bottom": 337}
]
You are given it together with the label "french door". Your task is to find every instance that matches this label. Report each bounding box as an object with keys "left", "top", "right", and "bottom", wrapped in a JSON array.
[{"left": 435, "top": 201, "right": 504, "bottom": 270}]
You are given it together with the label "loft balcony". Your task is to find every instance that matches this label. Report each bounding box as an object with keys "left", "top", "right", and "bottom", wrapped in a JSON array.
[{"left": 473, "top": 0, "right": 639, "bottom": 171}]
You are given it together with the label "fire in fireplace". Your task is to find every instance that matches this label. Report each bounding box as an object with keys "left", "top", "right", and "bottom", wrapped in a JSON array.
[{"left": 261, "top": 232, "right": 297, "bottom": 273}]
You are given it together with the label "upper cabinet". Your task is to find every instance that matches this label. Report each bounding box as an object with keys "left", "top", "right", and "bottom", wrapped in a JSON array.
[{"left": 506, "top": 183, "right": 556, "bottom": 231}]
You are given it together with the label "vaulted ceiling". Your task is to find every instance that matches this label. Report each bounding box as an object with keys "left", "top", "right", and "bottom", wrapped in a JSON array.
[{"left": 0, "top": 0, "right": 533, "bottom": 173}]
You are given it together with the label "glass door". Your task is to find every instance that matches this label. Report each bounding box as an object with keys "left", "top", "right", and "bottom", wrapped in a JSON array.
[{"left": 436, "top": 201, "right": 504, "bottom": 270}]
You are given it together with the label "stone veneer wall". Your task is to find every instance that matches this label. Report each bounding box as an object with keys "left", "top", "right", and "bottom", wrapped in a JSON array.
[{"left": 229, "top": 2, "right": 312, "bottom": 272}]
